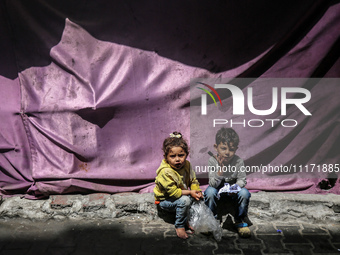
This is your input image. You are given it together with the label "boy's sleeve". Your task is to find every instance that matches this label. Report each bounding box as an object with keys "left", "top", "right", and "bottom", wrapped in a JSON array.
[
  {"left": 208, "top": 157, "right": 225, "bottom": 188},
  {"left": 235, "top": 158, "right": 247, "bottom": 188},
  {"left": 157, "top": 169, "right": 182, "bottom": 199},
  {"left": 189, "top": 163, "right": 201, "bottom": 191}
]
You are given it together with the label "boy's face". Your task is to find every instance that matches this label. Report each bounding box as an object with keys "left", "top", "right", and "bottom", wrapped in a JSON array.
[
  {"left": 165, "top": 147, "right": 187, "bottom": 170},
  {"left": 214, "top": 142, "right": 237, "bottom": 164}
]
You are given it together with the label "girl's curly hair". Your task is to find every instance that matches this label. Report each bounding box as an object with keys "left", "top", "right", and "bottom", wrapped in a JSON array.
[{"left": 162, "top": 131, "right": 189, "bottom": 157}]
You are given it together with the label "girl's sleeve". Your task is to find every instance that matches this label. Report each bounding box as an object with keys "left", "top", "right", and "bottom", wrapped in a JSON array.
[
  {"left": 157, "top": 169, "right": 182, "bottom": 198},
  {"left": 189, "top": 163, "right": 202, "bottom": 191}
]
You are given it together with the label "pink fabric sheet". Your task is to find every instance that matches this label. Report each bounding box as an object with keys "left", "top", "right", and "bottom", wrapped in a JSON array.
[{"left": 0, "top": 1, "right": 339, "bottom": 198}]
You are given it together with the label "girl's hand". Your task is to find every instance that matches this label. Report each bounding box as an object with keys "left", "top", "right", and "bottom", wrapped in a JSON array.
[{"left": 190, "top": 190, "right": 202, "bottom": 201}]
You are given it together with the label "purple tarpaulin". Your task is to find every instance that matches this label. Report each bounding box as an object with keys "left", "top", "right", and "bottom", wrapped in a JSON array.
[{"left": 0, "top": 1, "right": 339, "bottom": 198}]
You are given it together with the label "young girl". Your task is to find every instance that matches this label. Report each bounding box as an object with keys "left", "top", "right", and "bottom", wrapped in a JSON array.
[{"left": 154, "top": 132, "right": 202, "bottom": 239}]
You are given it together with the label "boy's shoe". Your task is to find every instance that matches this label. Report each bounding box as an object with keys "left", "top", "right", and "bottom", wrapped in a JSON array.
[{"left": 235, "top": 222, "right": 251, "bottom": 238}]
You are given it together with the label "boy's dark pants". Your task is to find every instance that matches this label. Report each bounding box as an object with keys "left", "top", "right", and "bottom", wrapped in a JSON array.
[{"left": 204, "top": 186, "right": 251, "bottom": 223}]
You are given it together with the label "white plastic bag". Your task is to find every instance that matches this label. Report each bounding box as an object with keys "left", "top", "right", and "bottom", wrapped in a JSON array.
[
  {"left": 217, "top": 183, "right": 241, "bottom": 199},
  {"left": 188, "top": 200, "right": 222, "bottom": 241}
]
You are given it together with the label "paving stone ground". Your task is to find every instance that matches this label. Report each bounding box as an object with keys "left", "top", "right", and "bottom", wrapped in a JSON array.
[{"left": 0, "top": 216, "right": 339, "bottom": 255}]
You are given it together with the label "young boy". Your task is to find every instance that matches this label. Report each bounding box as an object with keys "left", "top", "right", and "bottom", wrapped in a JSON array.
[{"left": 204, "top": 127, "right": 251, "bottom": 237}]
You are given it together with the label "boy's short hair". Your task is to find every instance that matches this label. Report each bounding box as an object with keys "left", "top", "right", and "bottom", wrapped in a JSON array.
[{"left": 215, "top": 127, "right": 240, "bottom": 147}]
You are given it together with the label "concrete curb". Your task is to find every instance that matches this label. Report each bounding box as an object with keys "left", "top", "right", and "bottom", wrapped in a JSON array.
[
  {"left": 248, "top": 192, "right": 340, "bottom": 223},
  {"left": 0, "top": 192, "right": 339, "bottom": 223}
]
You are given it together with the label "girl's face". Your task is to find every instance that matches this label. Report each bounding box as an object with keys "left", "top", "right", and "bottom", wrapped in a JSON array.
[{"left": 166, "top": 146, "right": 187, "bottom": 170}]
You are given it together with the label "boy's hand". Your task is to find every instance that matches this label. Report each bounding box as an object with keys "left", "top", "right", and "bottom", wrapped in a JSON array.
[
  {"left": 215, "top": 154, "right": 225, "bottom": 176},
  {"left": 215, "top": 154, "right": 225, "bottom": 166},
  {"left": 190, "top": 190, "right": 202, "bottom": 201}
]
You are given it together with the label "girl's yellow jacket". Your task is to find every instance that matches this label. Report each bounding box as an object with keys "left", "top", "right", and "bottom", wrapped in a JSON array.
[{"left": 153, "top": 159, "right": 201, "bottom": 201}]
